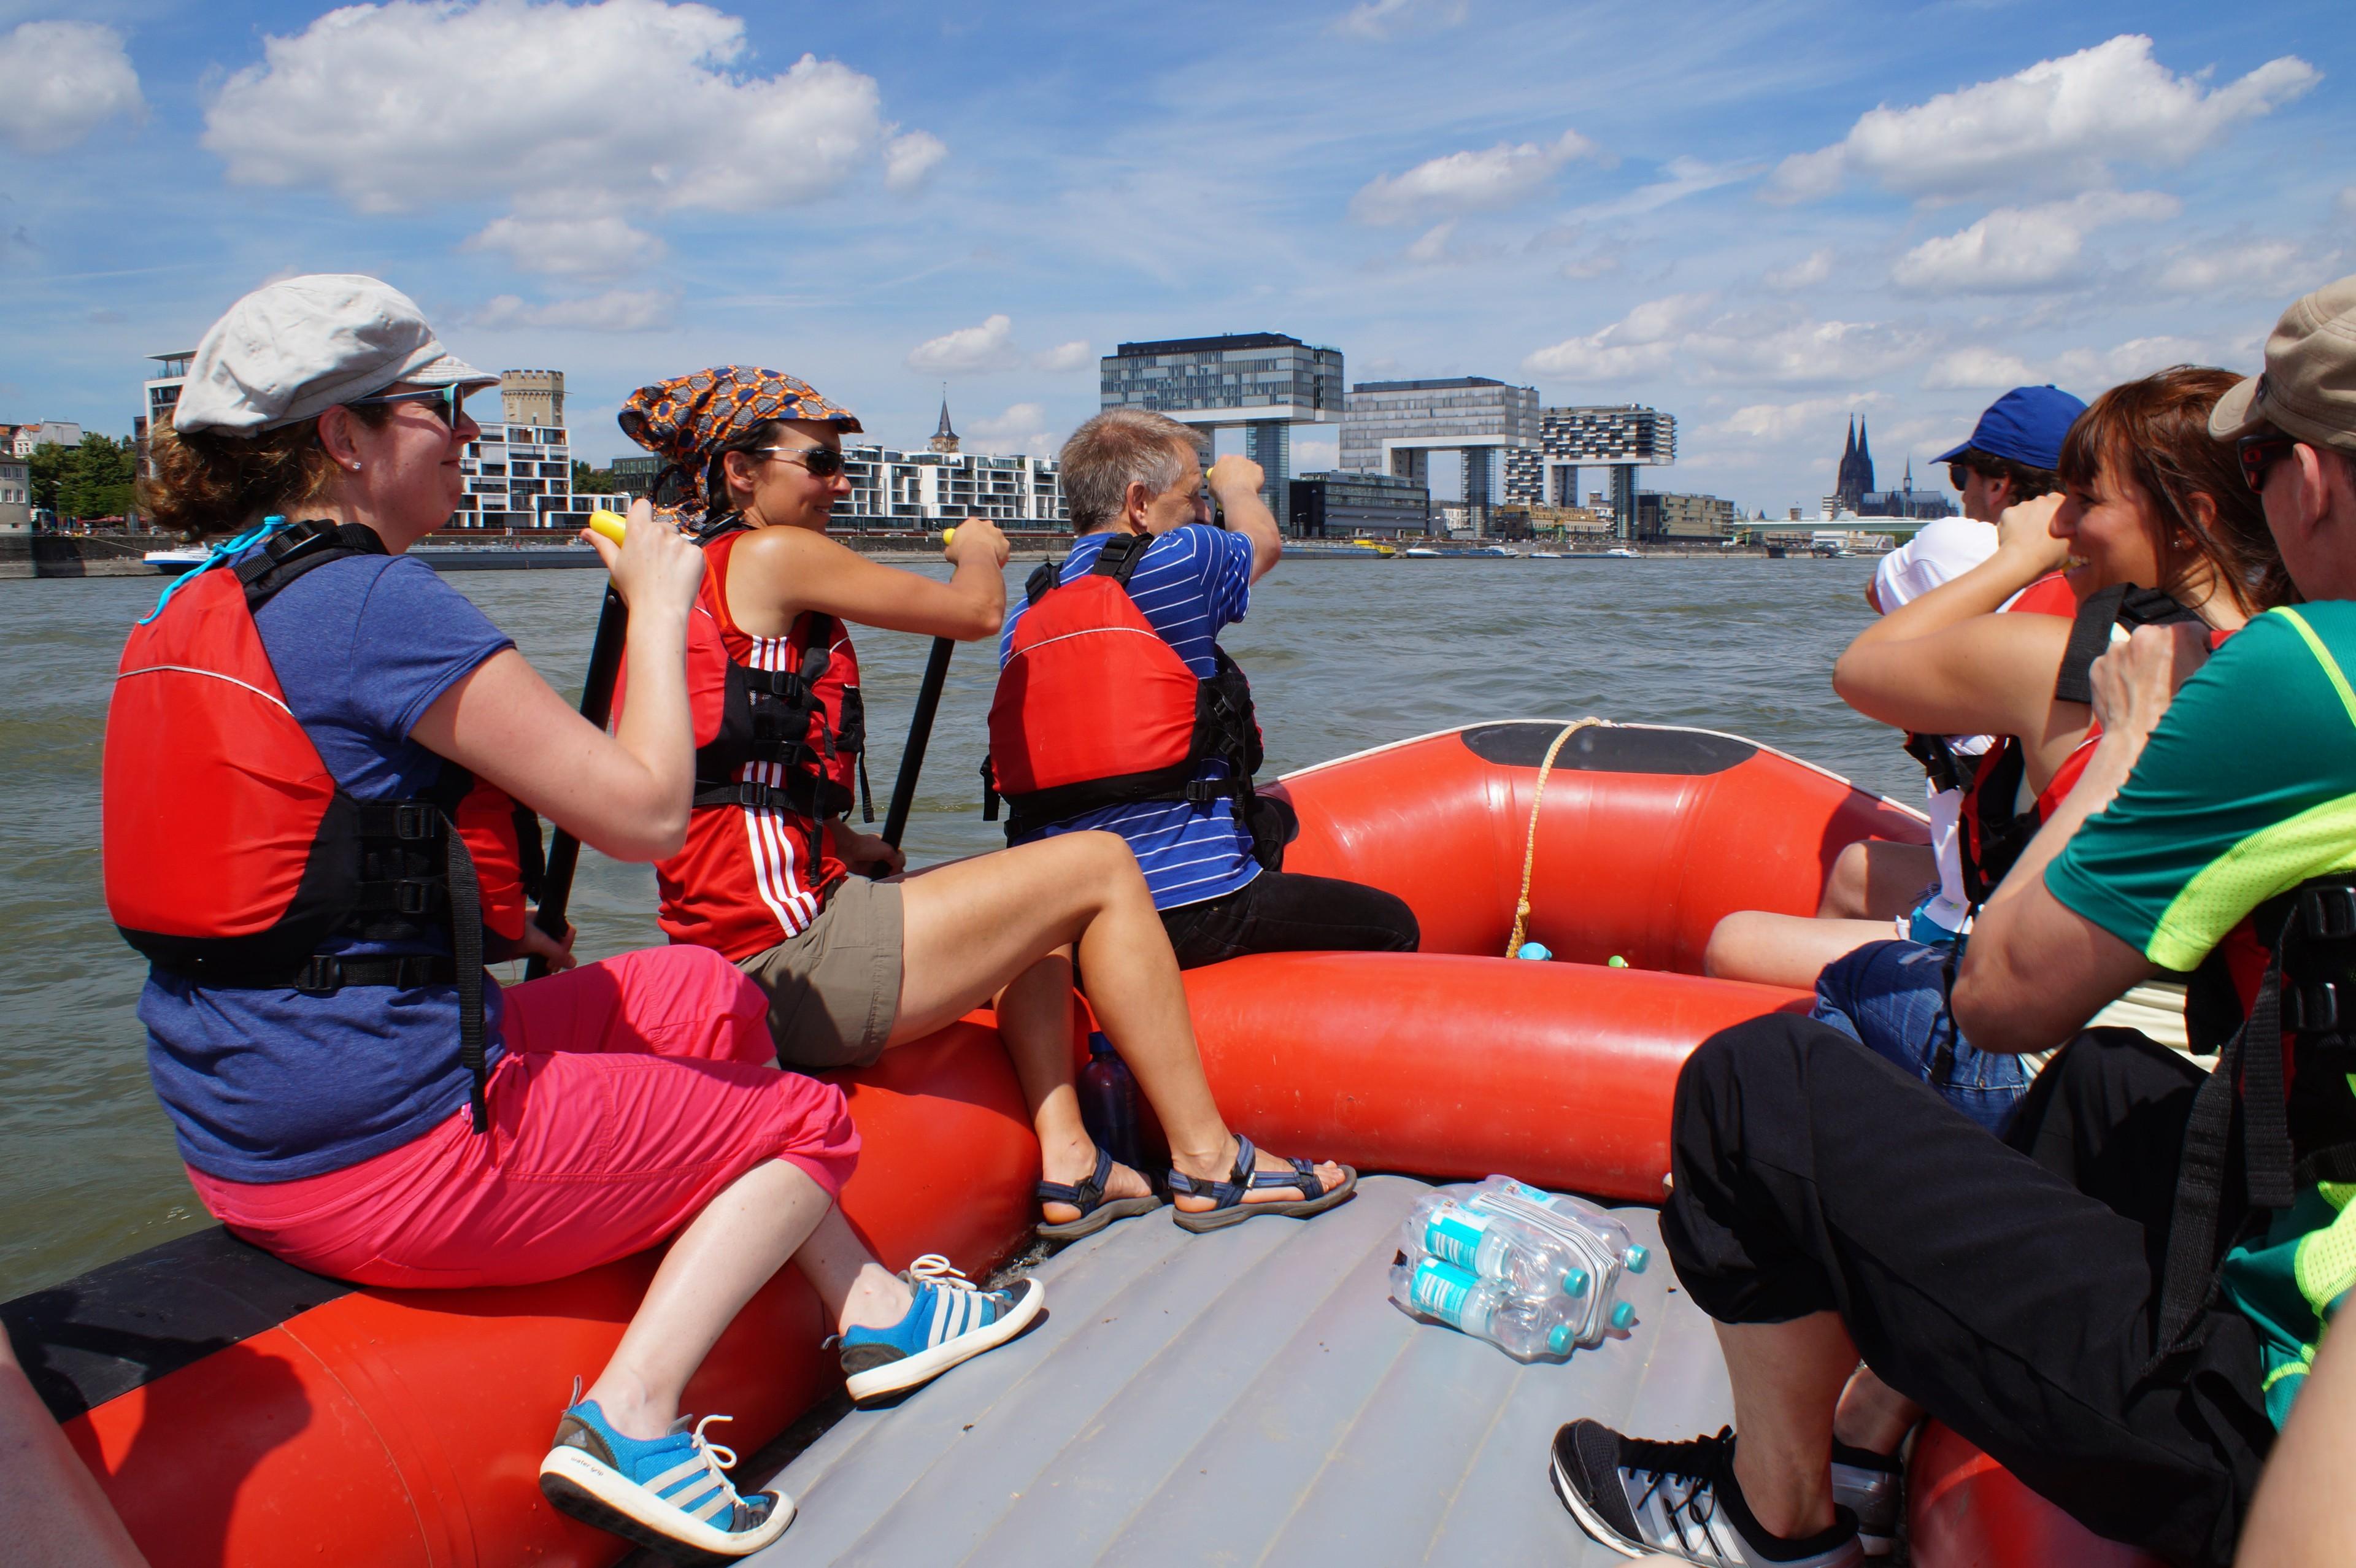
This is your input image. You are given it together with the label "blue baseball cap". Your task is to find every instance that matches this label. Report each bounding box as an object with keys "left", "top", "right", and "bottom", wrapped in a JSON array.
[{"left": 1931, "top": 385, "right": 2087, "bottom": 472}]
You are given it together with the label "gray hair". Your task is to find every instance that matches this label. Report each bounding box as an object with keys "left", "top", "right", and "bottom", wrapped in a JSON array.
[{"left": 1059, "top": 407, "right": 1201, "bottom": 532}]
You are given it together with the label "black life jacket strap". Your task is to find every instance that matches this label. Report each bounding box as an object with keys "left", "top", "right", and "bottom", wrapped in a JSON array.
[
  {"left": 693, "top": 777, "right": 826, "bottom": 816},
  {"left": 1903, "top": 732, "right": 1966, "bottom": 793},
  {"left": 998, "top": 759, "right": 1240, "bottom": 842},
  {"left": 235, "top": 520, "right": 387, "bottom": 610},
  {"left": 442, "top": 817, "right": 488, "bottom": 1133},
  {"left": 1025, "top": 558, "right": 1063, "bottom": 607},
  {"left": 2054, "top": 585, "right": 2203, "bottom": 705},
  {"left": 1090, "top": 531, "right": 1153, "bottom": 586}
]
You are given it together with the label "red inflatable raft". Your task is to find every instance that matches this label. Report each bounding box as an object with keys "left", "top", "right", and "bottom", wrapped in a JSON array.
[{"left": 4, "top": 721, "right": 2157, "bottom": 1567}]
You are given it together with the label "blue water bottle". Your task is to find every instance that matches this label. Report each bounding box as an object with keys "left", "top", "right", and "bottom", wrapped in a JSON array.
[{"left": 1077, "top": 1031, "right": 1147, "bottom": 1173}]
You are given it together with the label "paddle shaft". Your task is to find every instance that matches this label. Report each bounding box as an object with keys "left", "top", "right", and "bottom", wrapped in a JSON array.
[
  {"left": 880, "top": 635, "right": 955, "bottom": 850},
  {"left": 525, "top": 583, "right": 629, "bottom": 979}
]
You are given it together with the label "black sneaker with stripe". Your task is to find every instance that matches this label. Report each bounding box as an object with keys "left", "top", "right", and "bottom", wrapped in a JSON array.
[{"left": 1550, "top": 1421, "right": 1864, "bottom": 1566}]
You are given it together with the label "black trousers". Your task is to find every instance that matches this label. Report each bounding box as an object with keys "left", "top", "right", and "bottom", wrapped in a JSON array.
[
  {"left": 1158, "top": 869, "right": 1419, "bottom": 971},
  {"left": 1663, "top": 1015, "right": 2271, "bottom": 1568}
]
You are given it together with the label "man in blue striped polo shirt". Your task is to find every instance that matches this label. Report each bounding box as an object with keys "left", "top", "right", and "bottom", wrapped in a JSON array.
[{"left": 996, "top": 407, "right": 1418, "bottom": 967}]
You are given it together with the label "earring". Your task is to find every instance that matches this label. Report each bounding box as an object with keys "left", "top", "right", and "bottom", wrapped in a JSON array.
[{"left": 350, "top": 462, "right": 363, "bottom": 472}]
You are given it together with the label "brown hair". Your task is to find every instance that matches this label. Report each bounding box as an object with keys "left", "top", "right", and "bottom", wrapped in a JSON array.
[
  {"left": 140, "top": 407, "right": 388, "bottom": 543},
  {"left": 1060, "top": 408, "right": 1201, "bottom": 532},
  {"left": 2058, "top": 366, "right": 2292, "bottom": 613},
  {"left": 1951, "top": 448, "right": 2060, "bottom": 503}
]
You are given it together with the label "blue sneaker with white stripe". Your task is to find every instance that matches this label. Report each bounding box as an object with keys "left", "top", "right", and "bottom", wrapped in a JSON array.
[
  {"left": 538, "top": 1396, "right": 789, "bottom": 1559},
  {"left": 839, "top": 1254, "right": 1045, "bottom": 1406}
]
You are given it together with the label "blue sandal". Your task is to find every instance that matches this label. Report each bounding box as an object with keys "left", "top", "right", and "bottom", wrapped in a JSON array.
[
  {"left": 1168, "top": 1135, "right": 1357, "bottom": 1233},
  {"left": 1036, "top": 1145, "right": 1165, "bottom": 1242}
]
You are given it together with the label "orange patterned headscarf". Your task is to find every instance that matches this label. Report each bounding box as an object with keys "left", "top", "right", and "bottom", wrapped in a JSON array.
[{"left": 617, "top": 366, "right": 861, "bottom": 515}]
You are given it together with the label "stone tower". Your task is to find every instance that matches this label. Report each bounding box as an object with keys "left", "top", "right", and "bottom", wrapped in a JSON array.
[{"left": 499, "top": 369, "right": 564, "bottom": 428}]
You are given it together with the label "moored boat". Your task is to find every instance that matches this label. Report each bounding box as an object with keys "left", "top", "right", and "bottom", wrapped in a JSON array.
[{"left": 4, "top": 722, "right": 2139, "bottom": 1567}]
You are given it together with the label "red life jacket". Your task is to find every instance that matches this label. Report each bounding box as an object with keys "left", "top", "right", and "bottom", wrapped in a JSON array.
[
  {"left": 102, "top": 520, "right": 540, "bottom": 1130},
  {"left": 1955, "top": 583, "right": 2217, "bottom": 905},
  {"left": 982, "top": 532, "right": 1261, "bottom": 842},
  {"left": 642, "top": 521, "right": 862, "bottom": 960}
]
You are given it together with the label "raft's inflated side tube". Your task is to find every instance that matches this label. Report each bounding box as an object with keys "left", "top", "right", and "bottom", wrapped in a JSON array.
[
  {"left": 1268, "top": 722, "right": 1927, "bottom": 970},
  {"left": 1183, "top": 953, "right": 1811, "bottom": 1202},
  {"left": 1908, "top": 1423, "right": 2168, "bottom": 1568}
]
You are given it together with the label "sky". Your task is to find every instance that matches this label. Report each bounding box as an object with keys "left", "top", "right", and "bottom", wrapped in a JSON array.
[{"left": 1, "top": 0, "right": 2350, "bottom": 514}]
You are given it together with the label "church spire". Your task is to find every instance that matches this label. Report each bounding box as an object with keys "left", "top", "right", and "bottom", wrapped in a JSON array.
[
  {"left": 929, "top": 385, "right": 960, "bottom": 454},
  {"left": 1843, "top": 417, "right": 1856, "bottom": 463}
]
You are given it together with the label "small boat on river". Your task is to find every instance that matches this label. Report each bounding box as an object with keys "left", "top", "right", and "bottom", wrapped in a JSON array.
[{"left": 2, "top": 722, "right": 2145, "bottom": 1567}]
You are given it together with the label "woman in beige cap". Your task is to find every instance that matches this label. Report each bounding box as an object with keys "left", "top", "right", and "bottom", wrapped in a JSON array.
[{"left": 108, "top": 276, "right": 1022, "bottom": 1560}]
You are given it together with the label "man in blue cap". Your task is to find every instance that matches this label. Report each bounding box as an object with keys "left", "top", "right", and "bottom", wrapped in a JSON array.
[{"left": 1868, "top": 384, "right": 2086, "bottom": 613}]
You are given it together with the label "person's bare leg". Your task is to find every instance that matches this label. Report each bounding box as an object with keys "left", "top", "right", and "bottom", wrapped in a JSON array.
[
  {"left": 1817, "top": 842, "right": 1936, "bottom": 922},
  {"left": 791, "top": 1207, "right": 916, "bottom": 1333},
  {"left": 892, "top": 832, "right": 1342, "bottom": 1207},
  {"left": 1704, "top": 912, "right": 1895, "bottom": 989},
  {"left": 995, "top": 947, "right": 1153, "bottom": 1224},
  {"left": 1833, "top": 1366, "right": 1923, "bottom": 1456},
  {"left": 0, "top": 1332, "right": 148, "bottom": 1567},
  {"left": 1719, "top": 1313, "right": 1857, "bottom": 1540},
  {"left": 584, "top": 1158, "right": 833, "bottom": 1441}
]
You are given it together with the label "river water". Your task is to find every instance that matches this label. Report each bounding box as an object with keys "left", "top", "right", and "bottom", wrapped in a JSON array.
[{"left": 0, "top": 553, "right": 1901, "bottom": 1299}]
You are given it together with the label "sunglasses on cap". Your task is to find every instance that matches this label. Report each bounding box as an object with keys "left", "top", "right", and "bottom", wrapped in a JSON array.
[
  {"left": 348, "top": 383, "right": 472, "bottom": 429},
  {"left": 755, "top": 445, "right": 849, "bottom": 479},
  {"left": 2237, "top": 432, "right": 2297, "bottom": 494}
]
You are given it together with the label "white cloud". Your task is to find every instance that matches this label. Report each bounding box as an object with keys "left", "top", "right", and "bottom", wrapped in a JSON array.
[
  {"left": 1351, "top": 128, "right": 1598, "bottom": 224},
  {"left": 2340, "top": 187, "right": 2356, "bottom": 219},
  {"left": 1706, "top": 393, "right": 1889, "bottom": 445},
  {"left": 473, "top": 288, "right": 675, "bottom": 332},
  {"left": 907, "top": 313, "right": 1022, "bottom": 374},
  {"left": 1892, "top": 190, "right": 2178, "bottom": 292},
  {"left": 1923, "top": 348, "right": 2040, "bottom": 390},
  {"left": 966, "top": 402, "right": 1058, "bottom": 456},
  {"left": 1293, "top": 436, "right": 1339, "bottom": 472},
  {"left": 201, "top": 0, "right": 942, "bottom": 262},
  {"left": 884, "top": 130, "right": 947, "bottom": 192},
  {"left": 461, "top": 213, "right": 668, "bottom": 280},
  {"left": 2155, "top": 239, "right": 2338, "bottom": 297},
  {"left": 1331, "top": 0, "right": 1466, "bottom": 41},
  {"left": 1574, "top": 156, "right": 1754, "bottom": 220},
  {"left": 1524, "top": 294, "right": 1934, "bottom": 387},
  {"left": 2049, "top": 335, "right": 2216, "bottom": 388},
  {"left": 1765, "top": 249, "right": 1833, "bottom": 290},
  {"left": 1031, "top": 339, "right": 1095, "bottom": 372},
  {"left": 0, "top": 22, "right": 144, "bottom": 155},
  {"left": 1768, "top": 36, "right": 2319, "bottom": 204},
  {"left": 1405, "top": 221, "right": 1457, "bottom": 264},
  {"left": 1558, "top": 239, "right": 1625, "bottom": 280}
]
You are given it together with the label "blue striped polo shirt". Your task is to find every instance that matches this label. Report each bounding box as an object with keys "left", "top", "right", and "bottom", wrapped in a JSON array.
[{"left": 998, "top": 523, "right": 1259, "bottom": 910}]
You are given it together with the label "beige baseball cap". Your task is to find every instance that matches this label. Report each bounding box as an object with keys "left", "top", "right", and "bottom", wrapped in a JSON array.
[
  {"left": 171, "top": 274, "right": 498, "bottom": 436},
  {"left": 2209, "top": 274, "right": 2356, "bottom": 454}
]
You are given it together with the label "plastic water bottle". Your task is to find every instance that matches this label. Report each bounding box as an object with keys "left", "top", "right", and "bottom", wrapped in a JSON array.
[
  {"left": 1470, "top": 1177, "right": 1651, "bottom": 1278},
  {"left": 1389, "top": 1256, "right": 1580, "bottom": 1361},
  {"left": 1076, "top": 1032, "right": 1145, "bottom": 1174},
  {"left": 1405, "top": 1193, "right": 1602, "bottom": 1302}
]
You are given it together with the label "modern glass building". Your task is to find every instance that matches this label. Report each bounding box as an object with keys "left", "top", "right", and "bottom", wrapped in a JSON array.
[
  {"left": 1338, "top": 377, "right": 1539, "bottom": 532},
  {"left": 1503, "top": 405, "right": 1678, "bottom": 536},
  {"left": 1285, "top": 471, "right": 1431, "bottom": 538},
  {"left": 1100, "top": 332, "right": 1344, "bottom": 512}
]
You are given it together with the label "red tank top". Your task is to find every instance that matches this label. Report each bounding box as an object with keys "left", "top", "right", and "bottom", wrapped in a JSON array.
[{"left": 652, "top": 530, "right": 853, "bottom": 959}]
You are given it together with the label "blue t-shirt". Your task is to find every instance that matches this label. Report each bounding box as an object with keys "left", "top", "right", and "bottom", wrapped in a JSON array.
[
  {"left": 138, "top": 547, "right": 515, "bottom": 1182},
  {"left": 998, "top": 525, "right": 1260, "bottom": 910}
]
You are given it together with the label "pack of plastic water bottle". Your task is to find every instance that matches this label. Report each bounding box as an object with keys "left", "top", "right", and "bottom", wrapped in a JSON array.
[{"left": 1387, "top": 1176, "right": 1649, "bottom": 1361}]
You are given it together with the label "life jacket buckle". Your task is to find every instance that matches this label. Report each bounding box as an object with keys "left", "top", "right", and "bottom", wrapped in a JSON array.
[
  {"left": 390, "top": 955, "right": 437, "bottom": 988},
  {"left": 294, "top": 955, "right": 342, "bottom": 993},
  {"left": 1182, "top": 780, "right": 1221, "bottom": 805},
  {"left": 390, "top": 802, "right": 441, "bottom": 842},
  {"left": 2299, "top": 885, "right": 2356, "bottom": 942},
  {"left": 394, "top": 880, "right": 436, "bottom": 916},
  {"left": 2284, "top": 980, "right": 2343, "bottom": 1035}
]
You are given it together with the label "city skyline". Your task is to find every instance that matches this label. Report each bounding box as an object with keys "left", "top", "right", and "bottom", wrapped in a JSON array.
[{"left": 0, "top": 0, "right": 2345, "bottom": 514}]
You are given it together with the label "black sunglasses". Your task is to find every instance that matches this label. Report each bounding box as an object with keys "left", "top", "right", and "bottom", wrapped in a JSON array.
[
  {"left": 755, "top": 445, "right": 848, "bottom": 478},
  {"left": 2237, "top": 433, "right": 2297, "bottom": 494},
  {"left": 1946, "top": 462, "right": 1977, "bottom": 490},
  {"left": 348, "top": 383, "right": 471, "bottom": 429}
]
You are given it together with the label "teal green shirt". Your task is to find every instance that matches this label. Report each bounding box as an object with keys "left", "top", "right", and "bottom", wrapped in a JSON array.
[{"left": 2047, "top": 604, "right": 2356, "bottom": 1424}]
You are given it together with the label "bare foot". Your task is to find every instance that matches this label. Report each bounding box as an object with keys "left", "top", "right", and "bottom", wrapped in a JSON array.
[
  {"left": 1169, "top": 1135, "right": 1348, "bottom": 1214},
  {"left": 1038, "top": 1145, "right": 1156, "bottom": 1226}
]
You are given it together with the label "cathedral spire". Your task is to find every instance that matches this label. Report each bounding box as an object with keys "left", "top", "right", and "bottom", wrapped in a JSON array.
[{"left": 929, "top": 385, "right": 960, "bottom": 454}]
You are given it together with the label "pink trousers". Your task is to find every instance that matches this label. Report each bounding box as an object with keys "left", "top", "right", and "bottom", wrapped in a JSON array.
[{"left": 188, "top": 945, "right": 860, "bottom": 1289}]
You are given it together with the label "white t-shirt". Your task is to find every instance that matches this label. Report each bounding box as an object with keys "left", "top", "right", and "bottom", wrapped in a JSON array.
[
  {"left": 1873, "top": 516, "right": 1996, "bottom": 609},
  {"left": 1871, "top": 515, "right": 2000, "bottom": 936}
]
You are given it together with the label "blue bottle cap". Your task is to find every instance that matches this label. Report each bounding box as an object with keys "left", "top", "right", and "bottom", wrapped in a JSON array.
[
  {"left": 1087, "top": 1031, "right": 1115, "bottom": 1056},
  {"left": 1609, "top": 1301, "right": 1636, "bottom": 1329},
  {"left": 1516, "top": 942, "right": 1551, "bottom": 961},
  {"left": 1563, "top": 1269, "right": 1590, "bottom": 1297},
  {"left": 1624, "top": 1244, "right": 1649, "bottom": 1274},
  {"left": 1549, "top": 1323, "right": 1572, "bottom": 1355}
]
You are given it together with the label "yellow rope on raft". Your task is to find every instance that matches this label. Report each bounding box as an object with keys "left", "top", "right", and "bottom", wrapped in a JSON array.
[{"left": 1505, "top": 717, "right": 1606, "bottom": 959}]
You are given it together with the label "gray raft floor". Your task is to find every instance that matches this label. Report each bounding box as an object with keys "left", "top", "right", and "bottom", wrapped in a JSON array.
[{"left": 745, "top": 1174, "right": 1731, "bottom": 1566}]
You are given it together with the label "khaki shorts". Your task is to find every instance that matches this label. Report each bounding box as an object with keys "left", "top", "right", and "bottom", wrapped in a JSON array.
[{"left": 736, "top": 876, "right": 904, "bottom": 1070}]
